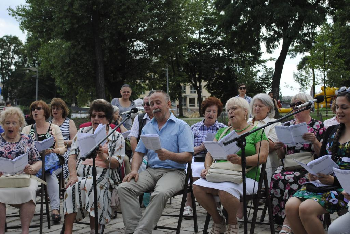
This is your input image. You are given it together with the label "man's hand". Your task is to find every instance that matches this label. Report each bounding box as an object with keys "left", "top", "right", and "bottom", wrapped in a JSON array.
[
  {"left": 66, "top": 174, "right": 79, "bottom": 188},
  {"left": 155, "top": 148, "right": 170, "bottom": 161},
  {"left": 123, "top": 171, "right": 139, "bottom": 182}
]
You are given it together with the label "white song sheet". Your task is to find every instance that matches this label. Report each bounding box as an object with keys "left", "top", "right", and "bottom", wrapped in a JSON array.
[
  {"left": 333, "top": 168, "right": 350, "bottom": 194},
  {"left": 0, "top": 152, "right": 28, "bottom": 174},
  {"left": 294, "top": 155, "right": 339, "bottom": 176},
  {"left": 204, "top": 129, "right": 241, "bottom": 160},
  {"left": 140, "top": 134, "right": 161, "bottom": 150},
  {"left": 122, "top": 130, "right": 131, "bottom": 139},
  {"left": 35, "top": 136, "right": 55, "bottom": 152},
  {"left": 77, "top": 124, "right": 107, "bottom": 157},
  {"left": 275, "top": 122, "right": 309, "bottom": 146}
]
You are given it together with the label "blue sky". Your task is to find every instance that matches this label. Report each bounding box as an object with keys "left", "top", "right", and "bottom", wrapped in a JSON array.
[{"left": 1, "top": 0, "right": 307, "bottom": 96}]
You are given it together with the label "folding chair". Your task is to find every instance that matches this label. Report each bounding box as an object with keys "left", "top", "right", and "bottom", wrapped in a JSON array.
[
  {"left": 153, "top": 163, "right": 198, "bottom": 234},
  {"left": 203, "top": 163, "right": 275, "bottom": 234},
  {"left": 5, "top": 157, "right": 51, "bottom": 234}
]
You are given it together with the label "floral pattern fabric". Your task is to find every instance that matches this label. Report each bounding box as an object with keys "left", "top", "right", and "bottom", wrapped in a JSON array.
[
  {"left": 293, "top": 130, "right": 350, "bottom": 214},
  {"left": 270, "top": 118, "right": 325, "bottom": 225}
]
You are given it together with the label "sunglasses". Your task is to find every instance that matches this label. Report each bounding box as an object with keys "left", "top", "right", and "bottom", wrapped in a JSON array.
[
  {"left": 91, "top": 114, "right": 106, "bottom": 119},
  {"left": 239, "top": 87, "right": 246, "bottom": 90},
  {"left": 290, "top": 101, "right": 303, "bottom": 108},
  {"left": 143, "top": 102, "right": 150, "bottom": 106},
  {"left": 31, "top": 107, "right": 43, "bottom": 111},
  {"left": 337, "top": 87, "right": 350, "bottom": 95}
]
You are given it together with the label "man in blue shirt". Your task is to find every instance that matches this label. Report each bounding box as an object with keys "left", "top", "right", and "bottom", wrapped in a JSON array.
[
  {"left": 236, "top": 83, "right": 252, "bottom": 104},
  {"left": 117, "top": 90, "right": 194, "bottom": 234}
]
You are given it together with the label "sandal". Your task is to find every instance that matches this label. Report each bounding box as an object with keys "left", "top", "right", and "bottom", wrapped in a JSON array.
[
  {"left": 209, "top": 220, "right": 226, "bottom": 234},
  {"left": 279, "top": 224, "right": 292, "bottom": 234},
  {"left": 225, "top": 224, "right": 238, "bottom": 234},
  {"left": 51, "top": 213, "right": 61, "bottom": 224}
]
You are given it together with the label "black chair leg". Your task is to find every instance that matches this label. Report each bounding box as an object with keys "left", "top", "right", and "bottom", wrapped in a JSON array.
[{"left": 203, "top": 213, "right": 211, "bottom": 234}]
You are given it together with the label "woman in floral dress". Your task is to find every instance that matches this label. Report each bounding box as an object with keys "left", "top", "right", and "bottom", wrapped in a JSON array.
[
  {"left": 269, "top": 93, "right": 325, "bottom": 233},
  {"left": 285, "top": 87, "right": 350, "bottom": 234}
]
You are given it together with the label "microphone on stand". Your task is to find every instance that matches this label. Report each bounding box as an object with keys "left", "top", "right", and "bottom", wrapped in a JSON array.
[
  {"left": 296, "top": 95, "right": 325, "bottom": 109},
  {"left": 121, "top": 108, "right": 139, "bottom": 115}
]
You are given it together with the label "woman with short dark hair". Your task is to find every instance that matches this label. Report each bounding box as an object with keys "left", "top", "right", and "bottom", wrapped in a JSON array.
[
  {"left": 50, "top": 98, "right": 77, "bottom": 179},
  {"left": 64, "top": 99, "right": 125, "bottom": 233}
]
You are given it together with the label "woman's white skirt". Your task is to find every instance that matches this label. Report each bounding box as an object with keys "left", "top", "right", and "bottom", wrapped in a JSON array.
[
  {"left": 193, "top": 178, "right": 258, "bottom": 199},
  {"left": 0, "top": 178, "right": 38, "bottom": 205}
]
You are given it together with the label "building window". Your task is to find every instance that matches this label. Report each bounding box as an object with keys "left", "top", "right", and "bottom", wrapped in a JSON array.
[
  {"left": 190, "top": 85, "right": 196, "bottom": 94},
  {"left": 189, "top": 98, "right": 196, "bottom": 107},
  {"left": 181, "top": 85, "right": 186, "bottom": 94}
]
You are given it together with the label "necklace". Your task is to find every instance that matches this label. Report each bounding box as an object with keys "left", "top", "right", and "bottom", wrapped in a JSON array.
[{"left": 234, "top": 124, "right": 251, "bottom": 133}]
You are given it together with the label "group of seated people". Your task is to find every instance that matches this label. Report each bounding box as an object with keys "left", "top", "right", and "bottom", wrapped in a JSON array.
[{"left": 0, "top": 85, "right": 349, "bottom": 234}]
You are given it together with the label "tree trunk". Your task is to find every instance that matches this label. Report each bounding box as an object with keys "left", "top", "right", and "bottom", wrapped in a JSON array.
[
  {"left": 92, "top": 9, "right": 105, "bottom": 99},
  {"left": 312, "top": 68, "right": 316, "bottom": 97},
  {"left": 271, "top": 36, "right": 293, "bottom": 100}
]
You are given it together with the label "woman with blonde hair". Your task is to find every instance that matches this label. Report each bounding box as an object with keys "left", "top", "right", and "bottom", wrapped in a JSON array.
[
  {"left": 193, "top": 97, "right": 269, "bottom": 234},
  {"left": 0, "top": 107, "right": 42, "bottom": 233}
]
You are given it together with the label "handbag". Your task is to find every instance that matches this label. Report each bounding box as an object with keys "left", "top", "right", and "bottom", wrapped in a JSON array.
[
  {"left": 305, "top": 183, "right": 339, "bottom": 193},
  {"left": 205, "top": 127, "right": 253, "bottom": 184},
  {"left": 0, "top": 174, "right": 31, "bottom": 188},
  {"left": 283, "top": 152, "right": 314, "bottom": 171},
  {"left": 0, "top": 174, "right": 47, "bottom": 188}
]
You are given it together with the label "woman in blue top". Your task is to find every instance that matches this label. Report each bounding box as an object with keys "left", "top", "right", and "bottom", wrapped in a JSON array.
[{"left": 285, "top": 87, "right": 350, "bottom": 234}]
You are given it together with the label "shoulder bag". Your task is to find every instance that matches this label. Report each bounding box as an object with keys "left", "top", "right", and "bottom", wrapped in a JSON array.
[
  {"left": 205, "top": 127, "right": 253, "bottom": 184},
  {"left": 283, "top": 152, "right": 314, "bottom": 171},
  {"left": 0, "top": 174, "right": 46, "bottom": 188}
]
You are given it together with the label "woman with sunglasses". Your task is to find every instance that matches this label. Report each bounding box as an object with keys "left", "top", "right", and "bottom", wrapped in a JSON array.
[
  {"left": 111, "top": 84, "right": 136, "bottom": 130},
  {"left": 285, "top": 87, "right": 350, "bottom": 234},
  {"left": 22, "top": 100, "right": 66, "bottom": 224},
  {"left": 269, "top": 93, "right": 325, "bottom": 234},
  {"left": 63, "top": 99, "right": 125, "bottom": 234},
  {"left": 49, "top": 98, "right": 77, "bottom": 180}
]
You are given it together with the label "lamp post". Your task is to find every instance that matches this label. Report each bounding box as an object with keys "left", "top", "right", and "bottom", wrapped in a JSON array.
[
  {"left": 25, "top": 67, "right": 38, "bottom": 100},
  {"left": 162, "top": 67, "right": 169, "bottom": 96}
]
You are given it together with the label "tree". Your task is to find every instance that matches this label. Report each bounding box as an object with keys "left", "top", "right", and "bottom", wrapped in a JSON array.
[
  {"left": 214, "top": 0, "right": 334, "bottom": 100},
  {"left": 0, "top": 35, "right": 24, "bottom": 101}
]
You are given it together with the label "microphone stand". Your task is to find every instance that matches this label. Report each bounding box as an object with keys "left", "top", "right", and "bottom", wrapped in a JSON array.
[
  {"left": 222, "top": 104, "right": 312, "bottom": 233},
  {"left": 83, "top": 113, "right": 132, "bottom": 233}
]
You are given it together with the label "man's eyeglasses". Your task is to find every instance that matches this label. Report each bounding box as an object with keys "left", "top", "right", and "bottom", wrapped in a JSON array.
[
  {"left": 239, "top": 87, "right": 246, "bottom": 90},
  {"left": 337, "top": 87, "right": 350, "bottom": 95},
  {"left": 91, "top": 114, "right": 106, "bottom": 119},
  {"left": 290, "top": 101, "right": 303, "bottom": 108},
  {"left": 31, "top": 107, "right": 43, "bottom": 111},
  {"left": 143, "top": 102, "right": 150, "bottom": 107}
]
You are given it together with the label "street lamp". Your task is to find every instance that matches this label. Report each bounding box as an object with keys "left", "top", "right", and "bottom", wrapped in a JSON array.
[
  {"left": 162, "top": 66, "right": 169, "bottom": 96},
  {"left": 25, "top": 67, "right": 39, "bottom": 100}
]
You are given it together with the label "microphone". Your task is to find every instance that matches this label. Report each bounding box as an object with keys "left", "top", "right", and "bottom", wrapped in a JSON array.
[
  {"left": 121, "top": 108, "right": 138, "bottom": 115},
  {"left": 296, "top": 95, "right": 325, "bottom": 109}
]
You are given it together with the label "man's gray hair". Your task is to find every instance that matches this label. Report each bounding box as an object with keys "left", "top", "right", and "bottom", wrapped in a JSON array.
[{"left": 250, "top": 93, "right": 275, "bottom": 118}]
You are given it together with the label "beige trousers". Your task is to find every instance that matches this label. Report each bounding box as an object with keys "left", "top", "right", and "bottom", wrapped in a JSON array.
[{"left": 117, "top": 168, "right": 186, "bottom": 233}]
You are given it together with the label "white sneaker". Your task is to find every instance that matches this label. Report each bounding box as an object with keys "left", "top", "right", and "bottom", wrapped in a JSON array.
[{"left": 183, "top": 205, "right": 193, "bottom": 217}]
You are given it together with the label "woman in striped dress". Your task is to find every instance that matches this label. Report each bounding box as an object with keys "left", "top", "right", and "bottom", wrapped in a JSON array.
[
  {"left": 63, "top": 99, "right": 125, "bottom": 234},
  {"left": 50, "top": 98, "right": 77, "bottom": 179}
]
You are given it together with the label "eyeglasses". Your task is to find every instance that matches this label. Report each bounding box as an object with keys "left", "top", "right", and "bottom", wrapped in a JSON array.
[
  {"left": 290, "top": 101, "right": 303, "bottom": 108},
  {"left": 143, "top": 102, "right": 150, "bottom": 106},
  {"left": 91, "top": 114, "right": 106, "bottom": 119},
  {"left": 31, "top": 107, "right": 43, "bottom": 111},
  {"left": 337, "top": 87, "right": 350, "bottom": 95},
  {"left": 4, "top": 121, "right": 19, "bottom": 126},
  {"left": 239, "top": 87, "right": 246, "bottom": 90}
]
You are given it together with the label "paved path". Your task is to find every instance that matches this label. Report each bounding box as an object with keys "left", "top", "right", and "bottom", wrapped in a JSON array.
[{"left": 5, "top": 195, "right": 336, "bottom": 234}]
